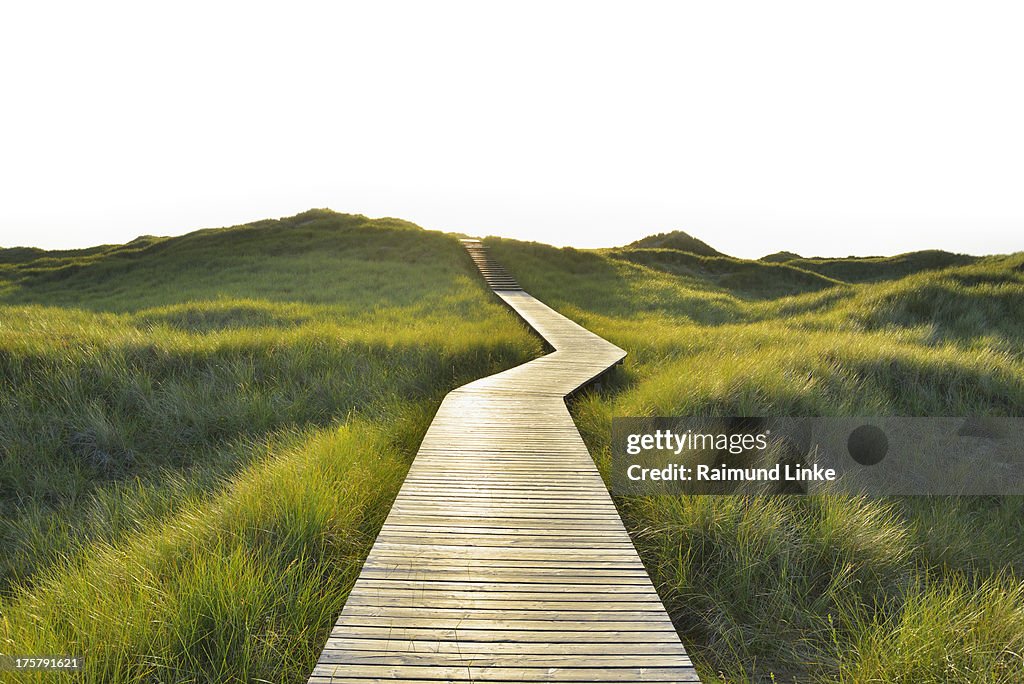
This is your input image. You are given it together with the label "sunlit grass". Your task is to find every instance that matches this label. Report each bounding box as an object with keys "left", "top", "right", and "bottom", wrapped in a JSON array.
[
  {"left": 2, "top": 213, "right": 1021, "bottom": 683},
  {"left": 0, "top": 212, "right": 541, "bottom": 682},
  {"left": 2, "top": 420, "right": 412, "bottom": 683},
  {"left": 489, "top": 236, "right": 1024, "bottom": 683}
]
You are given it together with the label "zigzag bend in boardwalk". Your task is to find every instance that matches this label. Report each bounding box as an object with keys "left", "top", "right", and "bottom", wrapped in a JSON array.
[{"left": 308, "top": 240, "right": 701, "bottom": 683}]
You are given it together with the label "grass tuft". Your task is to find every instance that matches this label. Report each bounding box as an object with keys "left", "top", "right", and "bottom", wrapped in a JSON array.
[
  {"left": 491, "top": 235, "right": 1024, "bottom": 683},
  {"left": 0, "top": 211, "right": 540, "bottom": 682}
]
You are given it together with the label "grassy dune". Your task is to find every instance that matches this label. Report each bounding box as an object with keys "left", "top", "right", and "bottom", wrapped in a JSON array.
[
  {"left": 0, "top": 211, "right": 540, "bottom": 682},
  {"left": 487, "top": 237, "right": 1024, "bottom": 683},
  {"left": 2, "top": 211, "right": 1021, "bottom": 683}
]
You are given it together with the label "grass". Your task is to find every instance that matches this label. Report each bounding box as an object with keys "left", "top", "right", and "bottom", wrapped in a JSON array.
[
  {"left": 2, "top": 210, "right": 1021, "bottom": 682},
  {"left": 3, "top": 421, "right": 409, "bottom": 682},
  {"left": 487, "top": 236, "right": 1024, "bottom": 683},
  {"left": 0, "top": 211, "right": 541, "bottom": 682}
]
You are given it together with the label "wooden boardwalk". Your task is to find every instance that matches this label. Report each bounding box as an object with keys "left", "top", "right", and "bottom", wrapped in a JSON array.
[{"left": 309, "top": 240, "right": 699, "bottom": 683}]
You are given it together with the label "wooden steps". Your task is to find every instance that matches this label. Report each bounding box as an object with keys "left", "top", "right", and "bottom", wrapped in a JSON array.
[
  {"left": 461, "top": 239, "right": 522, "bottom": 290},
  {"left": 308, "top": 240, "right": 699, "bottom": 683}
]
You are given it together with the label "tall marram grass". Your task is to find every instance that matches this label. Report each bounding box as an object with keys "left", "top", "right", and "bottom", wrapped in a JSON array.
[
  {"left": 3, "top": 212, "right": 1022, "bottom": 683},
  {"left": 3, "top": 420, "right": 410, "bottom": 682},
  {"left": 490, "top": 236, "right": 1024, "bottom": 683},
  {"left": 0, "top": 212, "right": 540, "bottom": 682}
]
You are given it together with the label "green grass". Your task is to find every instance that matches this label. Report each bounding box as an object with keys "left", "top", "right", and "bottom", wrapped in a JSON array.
[
  {"left": 3, "top": 420, "right": 409, "bottom": 682},
  {"left": 0, "top": 211, "right": 541, "bottom": 682},
  {"left": 625, "top": 229, "right": 725, "bottom": 257},
  {"left": 2, "top": 211, "right": 1022, "bottom": 683},
  {"left": 487, "top": 236, "right": 1024, "bottom": 683}
]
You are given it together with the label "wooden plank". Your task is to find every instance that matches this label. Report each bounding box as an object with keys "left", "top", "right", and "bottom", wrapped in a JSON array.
[
  {"left": 330, "top": 626, "right": 684, "bottom": 642},
  {"left": 357, "top": 569, "right": 655, "bottom": 584},
  {"left": 307, "top": 243, "right": 699, "bottom": 683},
  {"left": 339, "top": 601, "right": 674, "bottom": 614},
  {"left": 362, "top": 557, "right": 648, "bottom": 570},
  {"left": 310, "top": 664, "right": 701, "bottom": 682},
  {"left": 335, "top": 612, "right": 676, "bottom": 626},
  {"left": 320, "top": 638, "right": 686, "bottom": 655},
  {"left": 317, "top": 652, "right": 691, "bottom": 667},
  {"left": 353, "top": 579, "right": 659, "bottom": 593}
]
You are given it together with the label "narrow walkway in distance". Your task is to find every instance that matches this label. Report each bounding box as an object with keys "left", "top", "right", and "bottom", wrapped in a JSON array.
[{"left": 309, "top": 240, "right": 699, "bottom": 683}]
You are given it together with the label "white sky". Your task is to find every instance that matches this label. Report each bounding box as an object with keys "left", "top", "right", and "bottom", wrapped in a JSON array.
[{"left": 1, "top": 1, "right": 1021, "bottom": 258}]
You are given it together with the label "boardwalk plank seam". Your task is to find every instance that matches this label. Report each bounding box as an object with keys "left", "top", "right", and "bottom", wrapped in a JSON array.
[{"left": 308, "top": 240, "right": 699, "bottom": 683}]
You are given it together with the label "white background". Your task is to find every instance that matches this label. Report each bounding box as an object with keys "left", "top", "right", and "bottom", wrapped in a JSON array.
[{"left": 1, "top": 1, "right": 1021, "bottom": 257}]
